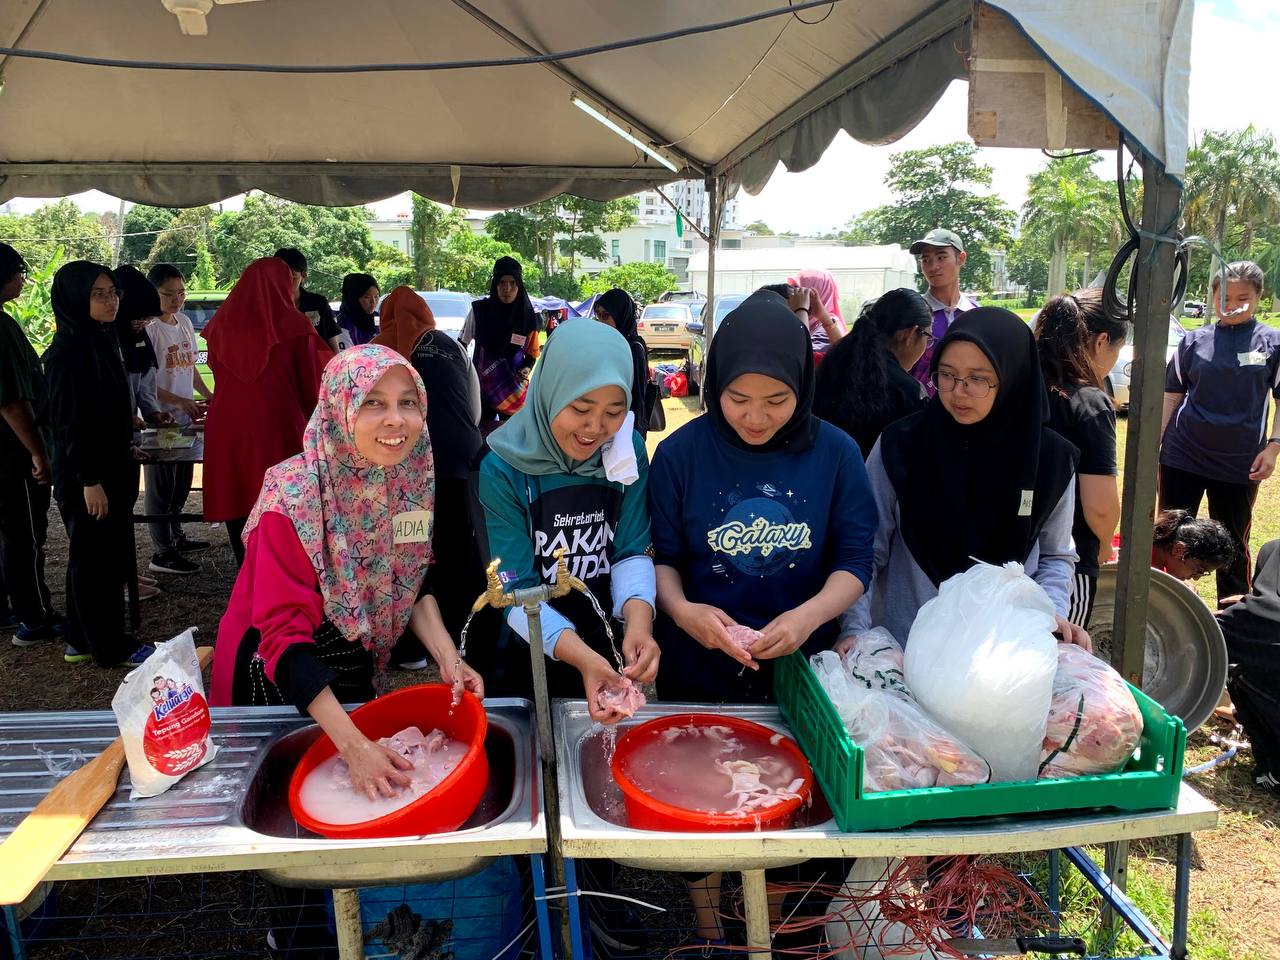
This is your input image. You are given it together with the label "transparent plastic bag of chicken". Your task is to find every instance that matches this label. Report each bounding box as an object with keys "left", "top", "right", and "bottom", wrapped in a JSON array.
[{"left": 1039, "top": 643, "right": 1143, "bottom": 778}]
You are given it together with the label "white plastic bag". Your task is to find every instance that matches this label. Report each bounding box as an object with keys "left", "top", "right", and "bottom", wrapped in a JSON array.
[
  {"left": 812, "top": 648, "right": 989, "bottom": 793},
  {"left": 112, "top": 628, "right": 218, "bottom": 799},
  {"left": 826, "top": 857, "right": 940, "bottom": 960},
  {"left": 1040, "top": 643, "right": 1143, "bottom": 778},
  {"left": 904, "top": 562, "right": 1059, "bottom": 782}
]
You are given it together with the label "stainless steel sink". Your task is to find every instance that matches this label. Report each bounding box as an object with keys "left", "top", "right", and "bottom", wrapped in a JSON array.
[
  {"left": 0, "top": 699, "right": 544, "bottom": 888},
  {"left": 554, "top": 699, "right": 835, "bottom": 872}
]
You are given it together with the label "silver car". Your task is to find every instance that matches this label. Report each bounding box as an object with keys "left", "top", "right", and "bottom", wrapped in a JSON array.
[
  {"left": 1107, "top": 318, "right": 1185, "bottom": 410},
  {"left": 638, "top": 303, "right": 694, "bottom": 352}
]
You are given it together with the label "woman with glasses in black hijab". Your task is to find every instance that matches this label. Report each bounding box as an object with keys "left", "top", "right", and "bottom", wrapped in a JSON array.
[
  {"left": 838, "top": 307, "right": 1089, "bottom": 654},
  {"left": 44, "top": 261, "right": 154, "bottom": 668}
]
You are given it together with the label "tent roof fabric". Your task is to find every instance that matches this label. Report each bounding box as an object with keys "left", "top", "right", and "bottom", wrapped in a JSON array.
[{"left": 0, "top": 0, "right": 1191, "bottom": 207}]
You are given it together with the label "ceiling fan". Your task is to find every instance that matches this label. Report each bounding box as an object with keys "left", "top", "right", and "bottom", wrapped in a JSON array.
[{"left": 161, "top": 0, "right": 265, "bottom": 37}]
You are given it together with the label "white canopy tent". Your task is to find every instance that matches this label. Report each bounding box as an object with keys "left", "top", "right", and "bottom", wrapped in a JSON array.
[{"left": 0, "top": 0, "right": 1191, "bottom": 698}]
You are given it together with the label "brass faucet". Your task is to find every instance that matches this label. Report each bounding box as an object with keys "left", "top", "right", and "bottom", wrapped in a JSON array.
[{"left": 470, "top": 547, "right": 585, "bottom": 614}]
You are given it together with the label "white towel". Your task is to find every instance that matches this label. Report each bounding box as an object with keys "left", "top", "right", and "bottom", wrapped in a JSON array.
[{"left": 601, "top": 411, "right": 639, "bottom": 485}]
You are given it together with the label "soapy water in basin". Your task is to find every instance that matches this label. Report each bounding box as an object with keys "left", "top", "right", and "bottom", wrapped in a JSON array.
[
  {"left": 297, "top": 726, "right": 468, "bottom": 825},
  {"left": 619, "top": 721, "right": 803, "bottom": 815}
]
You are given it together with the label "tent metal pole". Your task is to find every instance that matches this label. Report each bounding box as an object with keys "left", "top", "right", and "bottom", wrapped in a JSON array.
[
  {"left": 1111, "top": 156, "right": 1183, "bottom": 684},
  {"left": 701, "top": 175, "right": 721, "bottom": 408}
]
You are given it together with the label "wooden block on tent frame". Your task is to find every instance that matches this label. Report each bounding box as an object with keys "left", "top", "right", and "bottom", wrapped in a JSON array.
[{"left": 967, "top": 4, "right": 1118, "bottom": 151}]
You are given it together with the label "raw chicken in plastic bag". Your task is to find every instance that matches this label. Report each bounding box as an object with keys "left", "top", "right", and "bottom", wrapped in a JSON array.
[
  {"left": 1040, "top": 643, "right": 1143, "bottom": 778},
  {"left": 812, "top": 650, "right": 990, "bottom": 792},
  {"left": 111, "top": 629, "right": 218, "bottom": 799},
  {"left": 904, "top": 562, "right": 1059, "bottom": 782},
  {"left": 840, "top": 627, "right": 911, "bottom": 698}
]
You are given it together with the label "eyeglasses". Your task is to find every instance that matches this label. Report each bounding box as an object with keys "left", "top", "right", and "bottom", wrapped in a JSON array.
[
  {"left": 90, "top": 287, "right": 124, "bottom": 302},
  {"left": 917, "top": 329, "right": 936, "bottom": 347},
  {"left": 931, "top": 370, "right": 998, "bottom": 398}
]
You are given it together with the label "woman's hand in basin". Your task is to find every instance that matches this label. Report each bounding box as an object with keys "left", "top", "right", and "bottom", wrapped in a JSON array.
[{"left": 343, "top": 735, "right": 414, "bottom": 801}]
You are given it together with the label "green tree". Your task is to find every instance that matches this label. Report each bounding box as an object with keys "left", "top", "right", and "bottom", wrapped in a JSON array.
[
  {"left": 0, "top": 199, "right": 111, "bottom": 269},
  {"left": 8, "top": 245, "right": 64, "bottom": 350},
  {"left": 410, "top": 194, "right": 467, "bottom": 289},
  {"left": 1183, "top": 125, "right": 1280, "bottom": 300},
  {"left": 744, "top": 219, "right": 774, "bottom": 235},
  {"left": 121, "top": 205, "right": 180, "bottom": 264},
  {"left": 1008, "top": 233, "right": 1050, "bottom": 306},
  {"left": 140, "top": 206, "right": 218, "bottom": 278},
  {"left": 582, "top": 261, "right": 677, "bottom": 304},
  {"left": 366, "top": 242, "right": 415, "bottom": 294},
  {"left": 209, "top": 195, "right": 376, "bottom": 297},
  {"left": 844, "top": 143, "right": 1015, "bottom": 290},
  {"left": 540, "top": 271, "right": 583, "bottom": 301},
  {"left": 487, "top": 195, "right": 637, "bottom": 276},
  {"left": 557, "top": 197, "right": 637, "bottom": 275},
  {"left": 1021, "top": 154, "right": 1114, "bottom": 296},
  {"left": 438, "top": 230, "right": 541, "bottom": 296}
]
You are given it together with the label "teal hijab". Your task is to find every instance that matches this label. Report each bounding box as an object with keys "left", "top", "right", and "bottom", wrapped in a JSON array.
[{"left": 487, "top": 318, "right": 633, "bottom": 478}]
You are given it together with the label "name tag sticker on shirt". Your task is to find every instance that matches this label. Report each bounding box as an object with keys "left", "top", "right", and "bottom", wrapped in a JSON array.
[
  {"left": 392, "top": 510, "right": 432, "bottom": 544},
  {"left": 510, "top": 332, "right": 527, "bottom": 347},
  {"left": 1018, "top": 490, "right": 1034, "bottom": 517},
  {"left": 1238, "top": 350, "right": 1267, "bottom": 366}
]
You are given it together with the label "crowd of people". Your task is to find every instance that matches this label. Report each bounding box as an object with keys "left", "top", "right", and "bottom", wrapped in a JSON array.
[{"left": 0, "top": 228, "right": 1278, "bottom": 953}]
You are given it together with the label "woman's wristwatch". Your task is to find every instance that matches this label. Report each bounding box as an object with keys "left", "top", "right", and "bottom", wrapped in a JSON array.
[{"left": 1268, "top": 437, "right": 1280, "bottom": 447}]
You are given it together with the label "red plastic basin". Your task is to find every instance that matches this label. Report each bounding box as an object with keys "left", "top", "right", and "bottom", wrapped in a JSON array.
[
  {"left": 611, "top": 713, "right": 813, "bottom": 832},
  {"left": 288, "top": 684, "right": 488, "bottom": 839}
]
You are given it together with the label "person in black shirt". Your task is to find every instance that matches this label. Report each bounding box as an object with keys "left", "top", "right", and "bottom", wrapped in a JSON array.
[
  {"left": 1034, "top": 287, "right": 1130, "bottom": 627},
  {"left": 372, "top": 287, "right": 484, "bottom": 660},
  {"left": 274, "top": 247, "right": 342, "bottom": 352},
  {"left": 813, "top": 288, "right": 932, "bottom": 457},
  {"left": 0, "top": 244, "right": 64, "bottom": 646}
]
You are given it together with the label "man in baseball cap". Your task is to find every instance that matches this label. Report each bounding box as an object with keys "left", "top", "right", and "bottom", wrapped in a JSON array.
[{"left": 907, "top": 228, "right": 979, "bottom": 393}]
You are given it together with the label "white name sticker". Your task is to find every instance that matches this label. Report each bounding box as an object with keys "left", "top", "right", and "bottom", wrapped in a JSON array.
[
  {"left": 392, "top": 510, "right": 433, "bottom": 544},
  {"left": 1238, "top": 350, "right": 1267, "bottom": 366},
  {"left": 1018, "top": 490, "right": 1035, "bottom": 517},
  {"left": 510, "top": 332, "right": 527, "bottom": 347}
]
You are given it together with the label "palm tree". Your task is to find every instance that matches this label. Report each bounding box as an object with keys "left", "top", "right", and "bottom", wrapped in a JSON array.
[
  {"left": 1183, "top": 126, "right": 1280, "bottom": 303},
  {"left": 1021, "top": 155, "right": 1114, "bottom": 296}
]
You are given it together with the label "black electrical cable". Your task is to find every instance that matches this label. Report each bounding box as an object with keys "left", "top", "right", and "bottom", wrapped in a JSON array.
[
  {"left": 788, "top": 0, "right": 836, "bottom": 25},
  {"left": 0, "top": 0, "right": 843, "bottom": 75},
  {"left": 1101, "top": 136, "right": 1187, "bottom": 323}
]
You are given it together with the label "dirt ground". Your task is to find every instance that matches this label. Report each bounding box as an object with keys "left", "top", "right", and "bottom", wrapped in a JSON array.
[{"left": 2, "top": 397, "right": 1277, "bottom": 958}]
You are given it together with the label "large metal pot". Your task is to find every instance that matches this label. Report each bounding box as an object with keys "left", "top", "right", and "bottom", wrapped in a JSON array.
[{"left": 1088, "top": 567, "right": 1228, "bottom": 731}]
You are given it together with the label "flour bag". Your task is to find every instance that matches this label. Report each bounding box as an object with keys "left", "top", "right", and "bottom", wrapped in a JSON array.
[
  {"left": 112, "top": 628, "right": 218, "bottom": 799},
  {"left": 904, "top": 562, "right": 1059, "bottom": 782}
]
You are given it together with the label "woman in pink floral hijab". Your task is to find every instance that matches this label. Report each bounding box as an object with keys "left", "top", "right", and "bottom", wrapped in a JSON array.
[{"left": 212, "top": 344, "right": 482, "bottom": 800}]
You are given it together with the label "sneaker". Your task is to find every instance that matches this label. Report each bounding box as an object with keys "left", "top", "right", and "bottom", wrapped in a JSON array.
[
  {"left": 12, "top": 621, "right": 64, "bottom": 647},
  {"left": 148, "top": 551, "right": 199, "bottom": 575},
  {"left": 138, "top": 573, "right": 159, "bottom": 587},
  {"left": 125, "top": 582, "right": 163, "bottom": 601},
  {"left": 392, "top": 656, "right": 430, "bottom": 671},
  {"left": 64, "top": 645, "right": 92, "bottom": 665},
  {"left": 176, "top": 536, "right": 211, "bottom": 553},
  {"left": 115, "top": 644, "right": 156, "bottom": 667}
]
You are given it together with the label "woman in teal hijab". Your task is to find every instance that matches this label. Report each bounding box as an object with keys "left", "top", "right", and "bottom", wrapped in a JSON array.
[{"left": 476, "top": 319, "right": 659, "bottom": 722}]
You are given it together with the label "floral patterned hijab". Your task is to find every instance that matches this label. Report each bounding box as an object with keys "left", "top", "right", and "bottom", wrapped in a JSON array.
[{"left": 243, "top": 344, "right": 435, "bottom": 673}]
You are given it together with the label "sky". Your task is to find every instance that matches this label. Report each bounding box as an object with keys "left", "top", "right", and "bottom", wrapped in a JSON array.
[{"left": 4, "top": 1, "right": 1276, "bottom": 236}]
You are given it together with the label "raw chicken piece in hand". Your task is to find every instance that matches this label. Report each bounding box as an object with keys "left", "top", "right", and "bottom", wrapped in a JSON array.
[{"left": 595, "top": 677, "right": 647, "bottom": 719}]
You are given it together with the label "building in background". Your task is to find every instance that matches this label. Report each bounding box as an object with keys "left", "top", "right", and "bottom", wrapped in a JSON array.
[
  {"left": 369, "top": 213, "right": 413, "bottom": 254},
  {"left": 686, "top": 245, "right": 918, "bottom": 318}
]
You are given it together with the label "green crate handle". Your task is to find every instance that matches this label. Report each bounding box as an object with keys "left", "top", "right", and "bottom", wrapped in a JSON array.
[{"left": 774, "top": 651, "right": 1186, "bottom": 833}]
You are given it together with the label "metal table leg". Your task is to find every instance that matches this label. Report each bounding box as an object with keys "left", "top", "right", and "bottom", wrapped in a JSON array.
[
  {"left": 741, "top": 868, "right": 771, "bottom": 958},
  {"left": 564, "top": 858, "right": 588, "bottom": 960},
  {"left": 530, "top": 854, "right": 556, "bottom": 960},
  {"left": 332, "top": 887, "right": 364, "bottom": 960},
  {"left": 1172, "top": 834, "right": 1192, "bottom": 960},
  {"left": 2, "top": 904, "right": 26, "bottom": 960},
  {"left": 1047, "top": 849, "right": 1061, "bottom": 931}
]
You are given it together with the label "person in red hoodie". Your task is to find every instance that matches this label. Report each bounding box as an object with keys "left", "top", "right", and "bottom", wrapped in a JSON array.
[{"left": 201, "top": 257, "right": 332, "bottom": 564}]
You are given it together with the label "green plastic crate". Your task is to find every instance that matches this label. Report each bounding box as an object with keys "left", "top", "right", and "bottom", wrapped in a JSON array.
[{"left": 774, "top": 651, "right": 1186, "bottom": 832}]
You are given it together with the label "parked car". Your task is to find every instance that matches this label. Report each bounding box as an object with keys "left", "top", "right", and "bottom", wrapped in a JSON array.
[
  {"left": 686, "top": 293, "right": 748, "bottom": 393},
  {"left": 182, "top": 294, "right": 228, "bottom": 370},
  {"left": 638, "top": 303, "right": 694, "bottom": 352},
  {"left": 1106, "top": 317, "right": 1185, "bottom": 411},
  {"left": 1182, "top": 299, "right": 1205, "bottom": 319}
]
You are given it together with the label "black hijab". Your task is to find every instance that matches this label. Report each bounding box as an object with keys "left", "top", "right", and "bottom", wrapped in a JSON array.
[
  {"left": 705, "top": 290, "right": 819, "bottom": 454},
  {"left": 596, "top": 287, "right": 650, "bottom": 422},
  {"left": 596, "top": 287, "right": 639, "bottom": 341},
  {"left": 879, "top": 307, "right": 1079, "bottom": 587},
  {"left": 112, "top": 265, "right": 161, "bottom": 374},
  {"left": 471, "top": 256, "right": 537, "bottom": 358},
  {"left": 0, "top": 243, "right": 25, "bottom": 289},
  {"left": 339, "top": 272, "right": 379, "bottom": 340}
]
